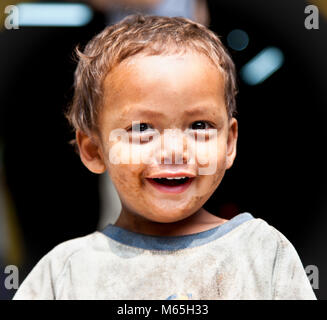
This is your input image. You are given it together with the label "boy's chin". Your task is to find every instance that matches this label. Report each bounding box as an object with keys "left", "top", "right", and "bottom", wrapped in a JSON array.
[{"left": 143, "top": 209, "right": 198, "bottom": 224}]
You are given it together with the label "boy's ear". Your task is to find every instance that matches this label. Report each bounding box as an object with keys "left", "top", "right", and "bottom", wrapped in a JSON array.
[
  {"left": 226, "top": 117, "right": 238, "bottom": 170},
  {"left": 76, "top": 130, "right": 106, "bottom": 174}
]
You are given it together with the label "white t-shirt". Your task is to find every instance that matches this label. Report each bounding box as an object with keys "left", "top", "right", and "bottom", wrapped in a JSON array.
[{"left": 13, "top": 213, "right": 316, "bottom": 300}]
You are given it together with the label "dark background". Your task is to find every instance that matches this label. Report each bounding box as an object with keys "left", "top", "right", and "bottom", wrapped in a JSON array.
[{"left": 0, "top": 0, "right": 326, "bottom": 299}]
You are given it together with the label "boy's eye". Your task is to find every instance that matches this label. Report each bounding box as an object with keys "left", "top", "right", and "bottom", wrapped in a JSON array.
[
  {"left": 131, "top": 123, "right": 152, "bottom": 132},
  {"left": 129, "top": 122, "right": 157, "bottom": 144},
  {"left": 190, "top": 121, "right": 211, "bottom": 130}
]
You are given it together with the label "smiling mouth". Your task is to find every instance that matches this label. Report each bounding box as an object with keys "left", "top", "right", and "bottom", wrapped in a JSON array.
[
  {"left": 146, "top": 177, "right": 194, "bottom": 193},
  {"left": 152, "top": 177, "right": 191, "bottom": 186}
]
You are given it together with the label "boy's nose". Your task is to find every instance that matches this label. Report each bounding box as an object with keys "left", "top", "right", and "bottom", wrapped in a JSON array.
[
  {"left": 160, "top": 130, "right": 190, "bottom": 165},
  {"left": 160, "top": 148, "right": 189, "bottom": 165}
]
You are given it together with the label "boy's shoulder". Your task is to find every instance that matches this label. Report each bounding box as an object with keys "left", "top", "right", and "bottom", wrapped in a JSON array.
[
  {"left": 214, "top": 214, "right": 301, "bottom": 262},
  {"left": 35, "top": 231, "right": 109, "bottom": 276},
  {"left": 253, "top": 217, "right": 297, "bottom": 247},
  {"left": 234, "top": 216, "right": 297, "bottom": 250},
  {"left": 45, "top": 231, "right": 108, "bottom": 260},
  {"left": 13, "top": 231, "right": 109, "bottom": 299},
  {"left": 219, "top": 214, "right": 290, "bottom": 246}
]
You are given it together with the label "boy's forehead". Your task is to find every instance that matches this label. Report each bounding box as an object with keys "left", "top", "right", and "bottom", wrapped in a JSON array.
[
  {"left": 100, "top": 52, "right": 227, "bottom": 125},
  {"left": 106, "top": 51, "right": 221, "bottom": 79}
]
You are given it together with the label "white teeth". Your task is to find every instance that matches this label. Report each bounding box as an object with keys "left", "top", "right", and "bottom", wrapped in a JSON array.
[{"left": 161, "top": 177, "right": 186, "bottom": 180}]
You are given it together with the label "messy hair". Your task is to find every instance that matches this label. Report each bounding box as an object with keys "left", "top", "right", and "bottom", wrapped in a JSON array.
[{"left": 66, "top": 14, "right": 238, "bottom": 142}]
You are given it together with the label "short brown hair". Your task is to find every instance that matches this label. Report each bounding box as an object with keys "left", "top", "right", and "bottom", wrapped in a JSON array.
[{"left": 66, "top": 14, "right": 238, "bottom": 141}]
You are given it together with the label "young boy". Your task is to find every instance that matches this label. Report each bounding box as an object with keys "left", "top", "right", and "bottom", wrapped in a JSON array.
[{"left": 13, "top": 14, "right": 316, "bottom": 300}]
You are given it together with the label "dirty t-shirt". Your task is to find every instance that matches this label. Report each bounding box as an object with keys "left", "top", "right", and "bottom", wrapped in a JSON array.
[{"left": 13, "top": 213, "right": 316, "bottom": 300}]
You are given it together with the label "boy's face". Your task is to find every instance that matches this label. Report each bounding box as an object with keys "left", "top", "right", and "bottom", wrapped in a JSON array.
[{"left": 79, "top": 52, "right": 238, "bottom": 224}]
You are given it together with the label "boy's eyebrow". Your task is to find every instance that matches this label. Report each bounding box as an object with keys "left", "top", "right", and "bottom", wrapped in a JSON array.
[
  {"left": 183, "top": 105, "right": 220, "bottom": 117},
  {"left": 123, "top": 105, "right": 221, "bottom": 119},
  {"left": 131, "top": 109, "right": 166, "bottom": 118}
]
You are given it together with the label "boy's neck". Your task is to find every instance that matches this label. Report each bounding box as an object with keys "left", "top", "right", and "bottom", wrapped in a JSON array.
[{"left": 114, "top": 208, "right": 228, "bottom": 237}]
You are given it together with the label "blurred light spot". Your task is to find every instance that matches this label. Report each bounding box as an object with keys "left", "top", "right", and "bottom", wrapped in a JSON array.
[
  {"left": 240, "top": 47, "right": 284, "bottom": 86},
  {"left": 17, "top": 3, "right": 93, "bottom": 27},
  {"left": 227, "top": 29, "right": 249, "bottom": 51}
]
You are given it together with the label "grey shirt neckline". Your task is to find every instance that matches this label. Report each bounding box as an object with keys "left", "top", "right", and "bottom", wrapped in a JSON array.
[{"left": 101, "top": 212, "right": 254, "bottom": 251}]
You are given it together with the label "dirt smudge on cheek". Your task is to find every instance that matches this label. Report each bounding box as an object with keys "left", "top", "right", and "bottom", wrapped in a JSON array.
[
  {"left": 209, "top": 161, "right": 227, "bottom": 190},
  {"left": 211, "top": 173, "right": 221, "bottom": 189},
  {"left": 108, "top": 163, "right": 147, "bottom": 208},
  {"left": 184, "top": 195, "right": 203, "bottom": 213}
]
